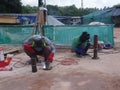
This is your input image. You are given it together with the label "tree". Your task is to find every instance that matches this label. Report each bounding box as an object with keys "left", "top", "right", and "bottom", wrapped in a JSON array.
[
  {"left": 22, "top": 5, "right": 38, "bottom": 13},
  {"left": 47, "top": 5, "right": 62, "bottom": 15},
  {"left": 0, "top": 0, "right": 22, "bottom": 13},
  {"left": 46, "top": 4, "right": 99, "bottom": 16},
  {"left": 60, "top": 5, "right": 79, "bottom": 16},
  {"left": 20, "top": 3, "right": 99, "bottom": 16},
  {"left": 4, "top": 2, "right": 99, "bottom": 16},
  {"left": 113, "top": 4, "right": 120, "bottom": 8}
]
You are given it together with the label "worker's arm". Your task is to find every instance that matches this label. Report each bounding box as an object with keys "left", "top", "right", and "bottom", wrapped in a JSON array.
[{"left": 44, "top": 37, "right": 55, "bottom": 53}]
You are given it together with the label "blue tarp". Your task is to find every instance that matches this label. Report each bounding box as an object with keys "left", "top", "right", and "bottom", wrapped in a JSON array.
[
  {"left": 113, "top": 8, "right": 120, "bottom": 16},
  {"left": 17, "top": 15, "right": 37, "bottom": 25}
]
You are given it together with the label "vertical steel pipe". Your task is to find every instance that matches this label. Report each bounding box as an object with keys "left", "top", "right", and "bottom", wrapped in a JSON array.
[{"left": 92, "top": 35, "right": 99, "bottom": 59}]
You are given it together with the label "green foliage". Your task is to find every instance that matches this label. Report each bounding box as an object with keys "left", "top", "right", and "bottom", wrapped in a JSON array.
[
  {"left": 113, "top": 4, "right": 120, "bottom": 8},
  {"left": 59, "top": 5, "right": 80, "bottom": 16},
  {"left": 1, "top": 0, "right": 119, "bottom": 16},
  {"left": 22, "top": 5, "right": 38, "bottom": 13},
  {"left": 21, "top": 4, "right": 99, "bottom": 16},
  {"left": 46, "top": 4, "right": 99, "bottom": 16},
  {"left": 0, "top": 0, "right": 22, "bottom": 13},
  {"left": 47, "top": 5, "right": 62, "bottom": 15}
]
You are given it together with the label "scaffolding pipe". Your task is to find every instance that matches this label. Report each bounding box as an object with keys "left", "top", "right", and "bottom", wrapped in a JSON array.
[
  {"left": 81, "top": 0, "right": 83, "bottom": 9},
  {"left": 38, "top": 0, "right": 43, "bottom": 7}
]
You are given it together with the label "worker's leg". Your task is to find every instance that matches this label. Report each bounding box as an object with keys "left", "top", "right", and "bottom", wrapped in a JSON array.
[
  {"left": 76, "top": 42, "right": 90, "bottom": 56},
  {"left": 84, "top": 43, "right": 90, "bottom": 53},
  {"left": 23, "top": 44, "right": 37, "bottom": 72},
  {"left": 75, "top": 47, "right": 86, "bottom": 55},
  {"left": 42, "top": 46, "right": 53, "bottom": 70}
]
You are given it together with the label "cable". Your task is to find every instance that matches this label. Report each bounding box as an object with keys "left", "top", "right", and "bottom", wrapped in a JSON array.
[
  {"left": 12, "top": 57, "right": 28, "bottom": 68},
  {"left": 55, "top": 57, "right": 78, "bottom": 66}
]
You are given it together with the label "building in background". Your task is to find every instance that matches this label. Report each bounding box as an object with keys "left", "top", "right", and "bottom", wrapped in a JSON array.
[{"left": 54, "top": 16, "right": 82, "bottom": 25}]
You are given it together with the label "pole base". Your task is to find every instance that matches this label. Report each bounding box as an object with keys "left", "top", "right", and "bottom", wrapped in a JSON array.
[{"left": 92, "top": 57, "right": 99, "bottom": 59}]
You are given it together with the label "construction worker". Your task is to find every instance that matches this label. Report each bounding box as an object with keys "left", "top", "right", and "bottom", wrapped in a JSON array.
[
  {"left": 71, "top": 32, "right": 90, "bottom": 56},
  {"left": 23, "top": 35, "right": 55, "bottom": 70}
]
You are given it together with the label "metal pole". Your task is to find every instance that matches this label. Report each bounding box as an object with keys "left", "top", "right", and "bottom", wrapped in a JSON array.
[
  {"left": 81, "top": 0, "right": 83, "bottom": 9},
  {"left": 92, "top": 35, "right": 99, "bottom": 59},
  {"left": 44, "top": 0, "right": 46, "bottom": 7},
  {"left": 38, "top": 0, "right": 43, "bottom": 7}
]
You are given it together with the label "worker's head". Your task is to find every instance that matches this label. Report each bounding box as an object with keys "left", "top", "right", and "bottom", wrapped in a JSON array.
[
  {"left": 33, "top": 35, "right": 41, "bottom": 40},
  {"left": 79, "top": 32, "right": 90, "bottom": 42},
  {"left": 82, "top": 32, "right": 88, "bottom": 36},
  {"left": 33, "top": 35, "right": 44, "bottom": 51}
]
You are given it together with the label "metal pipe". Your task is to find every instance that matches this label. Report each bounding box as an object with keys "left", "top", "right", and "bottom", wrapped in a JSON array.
[
  {"left": 92, "top": 35, "right": 99, "bottom": 59},
  {"left": 38, "top": 0, "right": 43, "bottom": 7}
]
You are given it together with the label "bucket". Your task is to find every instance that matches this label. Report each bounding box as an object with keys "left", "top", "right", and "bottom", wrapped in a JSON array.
[
  {"left": 5, "top": 54, "right": 13, "bottom": 65},
  {"left": 0, "top": 47, "right": 5, "bottom": 61}
]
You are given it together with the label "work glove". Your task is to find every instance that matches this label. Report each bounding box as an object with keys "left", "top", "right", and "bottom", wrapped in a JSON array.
[{"left": 47, "top": 53, "right": 54, "bottom": 62}]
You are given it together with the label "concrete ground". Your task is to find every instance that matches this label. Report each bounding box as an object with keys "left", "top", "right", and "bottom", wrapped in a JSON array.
[{"left": 0, "top": 28, "right": 120, "bottom": 90}]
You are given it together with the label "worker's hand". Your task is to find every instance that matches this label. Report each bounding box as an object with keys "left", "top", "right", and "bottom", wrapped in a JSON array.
[{"left": 47, "top": 53, "right": 54, "bottom": 62}]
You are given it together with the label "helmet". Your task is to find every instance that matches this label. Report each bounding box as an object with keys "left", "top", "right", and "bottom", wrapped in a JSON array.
[
  {"left": 33, "top": 35, "right": 42, "bottom": 41},
  {"left": 33, "top": 35, "right": 44, "bottom": 51}
]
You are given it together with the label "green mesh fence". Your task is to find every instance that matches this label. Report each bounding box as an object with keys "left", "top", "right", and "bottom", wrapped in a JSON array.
[
  {"left": 0, "top": 25, "right": 33, "bottom": 44},
  {"left": 44, "top": 25, "right": 114, "bottom": 46},
  {"left": 0, "top": 24, "right": 114, "bottom": 46}
]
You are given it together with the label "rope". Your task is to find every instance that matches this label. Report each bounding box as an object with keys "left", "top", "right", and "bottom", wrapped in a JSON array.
[
  {"left": 56, "top": 57, "right": 78, "bottom": 66},
  {"left": 12, "top": 57, "right": 28, "bottom": 68}
]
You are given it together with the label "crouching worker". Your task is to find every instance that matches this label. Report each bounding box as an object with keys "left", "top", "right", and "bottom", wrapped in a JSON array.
[
  {"left": 71, "top": 32, "right": 91, "bottom": 56},
  {"left": 23, "top": 35, "right": 55, "bottom": 71}
]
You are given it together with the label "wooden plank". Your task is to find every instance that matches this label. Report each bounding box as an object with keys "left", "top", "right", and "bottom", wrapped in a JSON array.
[{"left": 4, "top": 48, "right": 19, "bottom": 56}]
